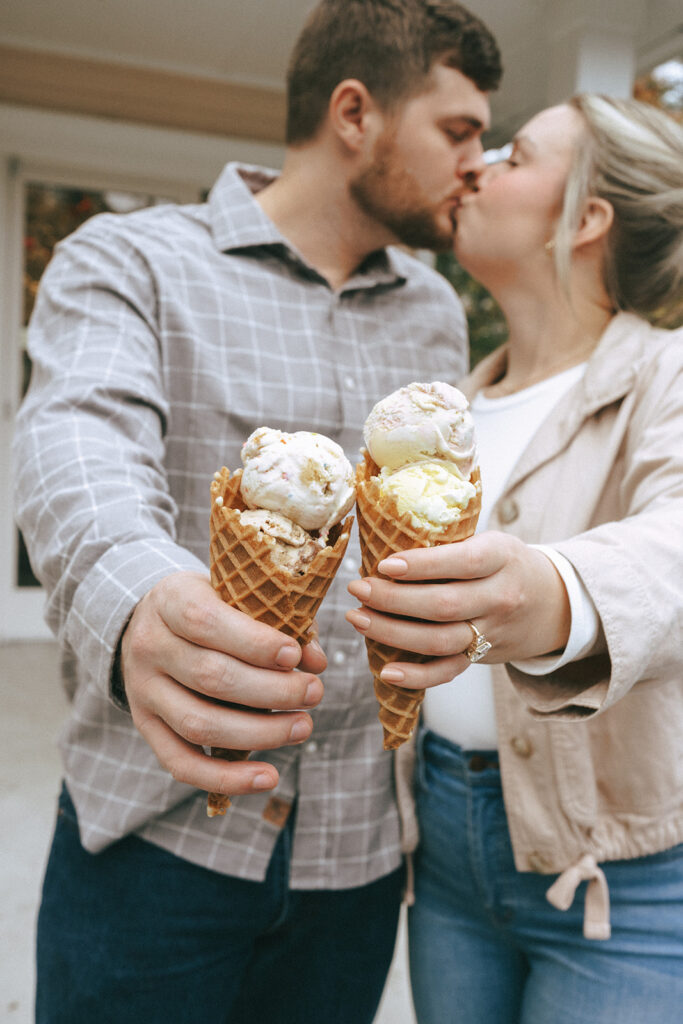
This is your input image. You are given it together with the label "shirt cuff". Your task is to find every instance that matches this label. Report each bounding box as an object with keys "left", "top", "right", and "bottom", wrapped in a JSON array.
[
  {"left": 64, "top": 538, "right": 209, "bottom": 703},
  {"left": 510, "top": 545, "right": 600, "bottom": 676}
]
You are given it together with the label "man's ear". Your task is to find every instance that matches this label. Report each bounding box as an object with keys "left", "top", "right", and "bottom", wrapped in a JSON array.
[
  {"left": 573, "top": 197, "right": 614, "bottom": 250},
  {"left": 328, "top": 78, "right": 382, "bottom": 152}
]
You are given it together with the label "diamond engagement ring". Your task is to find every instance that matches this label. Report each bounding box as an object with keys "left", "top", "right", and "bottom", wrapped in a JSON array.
[{"left": 465, "top": 620, "right": 492, "bottom": 663}]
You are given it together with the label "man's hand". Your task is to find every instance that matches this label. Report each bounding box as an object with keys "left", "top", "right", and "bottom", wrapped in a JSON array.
[
  {"left": 120, "top": 572, "right": 326, "bottom": 798},
  {"left": 346, "top": 532, "right": 571, "bottom": 688}
]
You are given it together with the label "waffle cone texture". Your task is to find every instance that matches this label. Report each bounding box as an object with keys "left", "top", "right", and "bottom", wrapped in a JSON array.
[
  {"left": 355, "top": 451, "right": 481, "bottom": 750},
  {"left": 207, "top": 465, "right": 353, "bottom": 816}
]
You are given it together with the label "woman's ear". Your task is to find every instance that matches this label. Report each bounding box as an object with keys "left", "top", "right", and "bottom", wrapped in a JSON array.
[
  {"left": 573, "top": 197, "right": 614, "bottom": 250},
  {"left": 328, "top": 79, "right": 381, "bottom": 153}
]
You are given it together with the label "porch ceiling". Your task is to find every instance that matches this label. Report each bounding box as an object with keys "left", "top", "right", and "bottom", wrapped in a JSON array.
[{"left": 0, "top": 1, "right": 681, "bottom": 143}]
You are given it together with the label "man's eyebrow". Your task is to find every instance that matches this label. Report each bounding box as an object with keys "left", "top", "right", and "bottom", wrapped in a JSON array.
[
  {"left": 442, "top": 115, "right": 487, "bottom": 133},
  {"left": 454, "top": 116, "right": 485, "bottom": 129}
]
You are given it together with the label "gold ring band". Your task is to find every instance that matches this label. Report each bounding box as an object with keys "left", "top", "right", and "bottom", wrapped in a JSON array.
[{"left": 464, "top": 620, "right": 492, "bottom": 663}]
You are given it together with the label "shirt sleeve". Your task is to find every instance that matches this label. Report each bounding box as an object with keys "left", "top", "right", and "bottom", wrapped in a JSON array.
[
  {"left": 12, "top": 217, "right": 208, "bottom": 702},
  {"left": 510, "top": 545, "right": 601, "bottom": 675}
]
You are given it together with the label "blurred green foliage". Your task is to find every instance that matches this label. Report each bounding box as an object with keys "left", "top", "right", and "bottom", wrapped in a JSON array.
[{"left": 436, "top": 252, "right": 508, "bottom": 367}]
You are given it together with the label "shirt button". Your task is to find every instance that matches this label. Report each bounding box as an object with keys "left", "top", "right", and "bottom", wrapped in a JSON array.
[
  {"left": 344, "top": 375, "right": 356, "bottom": 390},
  {"left": 304, "top": 741, "right": 319, "bottom": 754},
  {"left": 332, "top": 650, "right": 347, "bottom": 666},
  {"left": 511, "top": 735, "right": 533, "bottom": 758},
  {"left": 528, "top": 851, "right": 550, "bottom": 873},
  {"left": 498, "top": 498, "right": 519, "bottom": 524}
]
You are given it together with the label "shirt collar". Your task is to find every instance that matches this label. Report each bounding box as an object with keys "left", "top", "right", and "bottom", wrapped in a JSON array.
[
  {"left": 208, "top": 161, "right": 407, "bottom": 291},
  {"left": 459, "top": 312, "right": 654, "bottom": 495},
  {"left": 209, "top": 162, "right": 284, "bottom": 251}
]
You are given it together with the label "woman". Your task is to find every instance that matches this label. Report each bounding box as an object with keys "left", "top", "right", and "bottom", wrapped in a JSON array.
[{"left": 346, "top": 95, "right": 683, "bottom": 1023}]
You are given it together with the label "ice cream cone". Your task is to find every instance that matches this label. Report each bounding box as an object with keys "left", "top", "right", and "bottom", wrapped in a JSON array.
[
  {"left": 207, "top": 465, "right": 353, "bottom": 815},
  {"left": 355, "top": 451, "right": 481, "bottom": 750}
]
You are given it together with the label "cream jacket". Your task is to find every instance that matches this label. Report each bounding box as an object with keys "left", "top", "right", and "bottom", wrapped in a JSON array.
[{"left": 396, "top": 312, "right": 683, "bottom": 939}]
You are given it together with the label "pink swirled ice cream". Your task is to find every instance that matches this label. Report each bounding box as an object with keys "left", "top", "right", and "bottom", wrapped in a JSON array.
[{"left": 240, "top": 427, "right": 355, "bottom": 538}]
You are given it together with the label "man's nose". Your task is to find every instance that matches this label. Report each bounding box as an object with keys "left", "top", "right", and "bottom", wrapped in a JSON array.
[{"left": 458, "top": 139, "right": 487, "bottom": 191}]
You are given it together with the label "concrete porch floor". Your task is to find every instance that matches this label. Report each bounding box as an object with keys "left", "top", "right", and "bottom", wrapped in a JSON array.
[{"left": 0, "top": 640, "right": 416, "bottom": 1023}]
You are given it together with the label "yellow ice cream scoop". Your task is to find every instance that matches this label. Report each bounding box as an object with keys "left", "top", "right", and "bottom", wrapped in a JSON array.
[{"left": 379, "top": 460, "right": 477, "bottom": 529}]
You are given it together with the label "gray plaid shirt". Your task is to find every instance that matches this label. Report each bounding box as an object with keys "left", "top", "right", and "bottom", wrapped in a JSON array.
[{"left": 14, "top": 163, "right": 467, "bottom": 888}]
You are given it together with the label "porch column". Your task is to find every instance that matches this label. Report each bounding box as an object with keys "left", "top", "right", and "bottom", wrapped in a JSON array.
[{"left": 544, "top": 0, "right": 643, "bottom": 101}]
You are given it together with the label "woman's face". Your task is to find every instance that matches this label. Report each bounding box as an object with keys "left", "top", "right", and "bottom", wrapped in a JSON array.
[{"left": 454, "top": 104, "right": 585, "bottom": 283}]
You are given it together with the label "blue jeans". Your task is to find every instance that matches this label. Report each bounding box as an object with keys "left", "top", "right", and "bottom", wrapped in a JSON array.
[
  {"left": 409, "top": 729, "right": 683, "bottom": 1024},
  {"left": 36, "top": 784, "right": 403, "bottom": 1024}
]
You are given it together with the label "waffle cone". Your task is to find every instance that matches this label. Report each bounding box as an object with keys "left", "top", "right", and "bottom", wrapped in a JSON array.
[
  {"left": 206, "top": 466, "right": 353, "bottom": 816},
  {"left": 355, "top": 451, "right": 481, "bottom": 750}
]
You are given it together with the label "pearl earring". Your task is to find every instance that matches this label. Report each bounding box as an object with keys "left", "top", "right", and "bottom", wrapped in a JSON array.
[{"left": 544, "top": 239, "right": 556, "bottom": 255}]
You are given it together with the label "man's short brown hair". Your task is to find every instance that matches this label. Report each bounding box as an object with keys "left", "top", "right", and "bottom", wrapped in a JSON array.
[{"left": 286, "top": 0, "right": 502, "bottom": 144}]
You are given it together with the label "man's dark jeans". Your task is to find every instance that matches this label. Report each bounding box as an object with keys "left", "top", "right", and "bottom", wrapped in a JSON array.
[{"left": 36, "top": 784, "right": 403, "bottom": 1023}]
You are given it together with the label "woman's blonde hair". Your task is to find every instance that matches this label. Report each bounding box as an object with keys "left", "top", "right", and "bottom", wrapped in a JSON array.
[{"left": 554, "top": 94, "right": 683, "bottom": 327}]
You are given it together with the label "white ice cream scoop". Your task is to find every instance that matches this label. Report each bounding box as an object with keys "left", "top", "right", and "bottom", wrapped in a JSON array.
[
  {"left": 363, "top": 381, "right": 476, "bottom": 479},
  {"left": 240, "top": 427, "right": 355, "bottom": 535}
]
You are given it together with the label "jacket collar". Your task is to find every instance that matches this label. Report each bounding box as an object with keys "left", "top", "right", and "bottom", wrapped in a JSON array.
[
  {"left": 460, "top": 312, "right": 651, "bottom": 491},
  {"left": 207, "top": 162, "right": 407, "bottom": 291}
]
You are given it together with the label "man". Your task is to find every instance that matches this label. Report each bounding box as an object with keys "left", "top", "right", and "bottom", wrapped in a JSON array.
[{"left": 14, "top": 2, "right": 501, "bottom": 1021}]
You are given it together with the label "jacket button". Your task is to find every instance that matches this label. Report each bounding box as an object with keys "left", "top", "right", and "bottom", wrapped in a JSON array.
[
  {"left": 511, "top": 735, "right": 533, "bottom": 758},
  {"left": 528, "top": 851, "right": 550, "bottom": 873},
  {"left": 498, "top": 498, "right": 519, "bottom": 524}
]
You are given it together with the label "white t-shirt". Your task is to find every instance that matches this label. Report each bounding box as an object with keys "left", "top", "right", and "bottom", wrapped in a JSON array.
[{"left": 422, "top": 363, "right": 600, "bottom": 750}]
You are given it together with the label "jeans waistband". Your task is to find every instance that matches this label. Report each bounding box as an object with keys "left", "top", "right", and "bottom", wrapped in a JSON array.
[{"left": 419, "top": 728, "right": 501, "bottom": 785}]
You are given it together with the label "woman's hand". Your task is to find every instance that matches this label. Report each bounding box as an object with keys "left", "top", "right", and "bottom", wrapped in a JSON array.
[{"left": 346, "top": 532, "right": 571, "bottom": 689}]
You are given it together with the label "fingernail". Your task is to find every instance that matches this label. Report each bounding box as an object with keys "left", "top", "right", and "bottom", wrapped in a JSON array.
[
  {"left": 252, "top": 772, "right": 275, "bottom": 790},
  {"left": 290, "top": 719, "right": 311, "bottom": 742},
  {"left": 276, "top": 644, "right": 301, "bottom": 668},
  {"left": 304, "top": 680, "right": 322, "bottom": 706},
  {"left": 379, "top": 557, "right": 408, "bottom": 576},
  {"left": 308, "top": 638, "right": 325, "bottom": 658},
  {"left": 380, "top": 666, "right": 405, "bottom": 682},
  {"left": 346, "top": 609, "right": 371, "bottom": 631},
  {"left": 348, "top": 580, "right": 372, "bottom": 601}
]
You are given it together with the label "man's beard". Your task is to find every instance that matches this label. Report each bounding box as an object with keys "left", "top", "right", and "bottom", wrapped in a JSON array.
[{"left": 350, "top": 130, "right": 455, "bottom": 252}]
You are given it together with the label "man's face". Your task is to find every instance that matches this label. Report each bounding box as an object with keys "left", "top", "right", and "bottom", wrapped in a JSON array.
[{"left": 350, "top": 65, "right": 491, "bottom": 251}]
